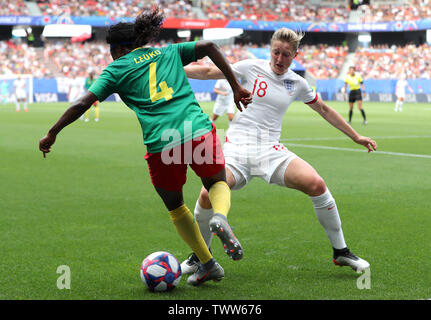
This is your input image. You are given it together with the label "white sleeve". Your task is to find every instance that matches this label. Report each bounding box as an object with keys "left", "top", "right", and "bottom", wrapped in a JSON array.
[
  {"left": 297, "top": 77, "right": 317, "bottom": 104},
  {"left": 231, "top": 60, "right": 253, "bottom": 82}
]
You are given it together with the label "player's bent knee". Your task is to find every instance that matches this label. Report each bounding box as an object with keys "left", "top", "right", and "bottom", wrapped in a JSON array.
[{"left": 308, "top": 177, "right": 327, "bottom": 197}]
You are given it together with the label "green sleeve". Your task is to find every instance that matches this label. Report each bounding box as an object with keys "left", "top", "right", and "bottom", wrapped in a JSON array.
[
  {"left": 172, "top": 41, "right": 197, "bottom": 66},
  {"left": 84, "top": 79, "right": 89, "bottom": 90},
  {"left": 88, "top": 68, "right": 116, "bottom": 102}
]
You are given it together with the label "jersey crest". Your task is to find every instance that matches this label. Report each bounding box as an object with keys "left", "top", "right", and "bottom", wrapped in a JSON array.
[{"left": 283, "top": 80, "right": 295, "bottom": 95}]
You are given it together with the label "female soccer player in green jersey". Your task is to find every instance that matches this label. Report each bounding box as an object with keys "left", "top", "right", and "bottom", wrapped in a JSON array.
[
  {"left": 83, "top": 72, "right": 100, "bottom": 122},
  {"left": 39, "top": 7, "right": 252, "bottom": 286}
]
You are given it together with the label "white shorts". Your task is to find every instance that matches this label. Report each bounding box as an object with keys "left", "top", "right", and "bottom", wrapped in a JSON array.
[
  {"left": 68, "top": 90, "right": 80, "bottom": 102},
  {"left": 396, "top": 91, "right": 405, "bottom": 99},
  {"left": 15, "top": 90, "right": 26, "bottom": 100},
  {"left": 223, "top": 141, "right": 298, "bottom": 190},
  {"left": 213, "top": 100, "right": 235, "bottom": 116}
]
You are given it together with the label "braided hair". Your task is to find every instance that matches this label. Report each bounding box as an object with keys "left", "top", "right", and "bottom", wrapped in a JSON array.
[{"left": 106, "top": 6, "right": 165, "bottom": 50}]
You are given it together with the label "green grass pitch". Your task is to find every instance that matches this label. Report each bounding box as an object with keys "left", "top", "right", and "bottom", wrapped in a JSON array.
[{"left": 0, "top": 100, "right": 430, "bottom": 300}]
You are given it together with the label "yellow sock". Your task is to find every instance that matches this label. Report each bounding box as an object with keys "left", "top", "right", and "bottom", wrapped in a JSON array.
[
  {"left": 169, "top": 204, "right": 212, "bottom": 264},
  {"left": 84, "top": 109, "right": 90, "bottom": 120},
  {"left": 94, "top": 105, "right": 99, "bottom": 118},
  {"left": 208, "top": 181, "right": 231, "bottom": 218}
]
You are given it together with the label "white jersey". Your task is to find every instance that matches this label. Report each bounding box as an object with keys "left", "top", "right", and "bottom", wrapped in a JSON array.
[
  {"left": 214, "top": 79, "right": 234, "bottom": 104},
  {"left": 213, "top": 79, "right": 235, "bottom": 116},
  {"left": 68, "top": 78, "right": 83, "bottom": 102},
  {"left": 227, "top": 59, "right": 317, "bottom": 144},
  {"left": 395, "top": 79, "right": 408, "bottom": 97},
  {"left": 14, "top": 78, "right": 27, "bottom": 99}
]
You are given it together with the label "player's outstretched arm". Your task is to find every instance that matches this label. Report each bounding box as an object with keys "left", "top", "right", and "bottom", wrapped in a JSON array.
[
  {"left": 308, "top": 97, "right": 377, "bottom": 153},
  {"left": 184, "top": 65, "right": 224, "bottom": 80},
  {"left": 39, "top": 91, "right": 98, "bottom": 158},
  {"left": 214, "top": 88, "right": 228, "bottom": 96},
  {"left": 342, "top": 83, "right": 348, "bottom": 100}
]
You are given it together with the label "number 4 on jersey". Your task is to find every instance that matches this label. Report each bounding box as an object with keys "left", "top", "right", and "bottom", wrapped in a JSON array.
[{"left": 149, "top": 62, "right": 174, "bottom": 102}]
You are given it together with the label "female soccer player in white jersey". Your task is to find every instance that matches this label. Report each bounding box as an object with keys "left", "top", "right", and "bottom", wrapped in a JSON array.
[
  {"left": 14, "top": 76, "right": 28, "bottom": 112},
  {"left": 394, "top": 74, "right": 413, "bottom": 112},
  {"left": 212, "top": 78, "right": 235, "bottom": 123},
  {"left": 181, "top": 28, "right": 377, "bottom": 274}
]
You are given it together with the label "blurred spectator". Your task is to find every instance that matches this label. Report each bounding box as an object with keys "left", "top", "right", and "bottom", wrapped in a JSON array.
[
  {"left": 43, "top": 40, "right": 111, "bottom": 77},
  {"left": 203, "top": 0, "right": 350, "bottom": 22},
  {"left": 35, "top": 0, "right": 197, "bottom": 19},
  {"left": 1, "top": 38, "right": 430, "bottom": 80},
  {"left": 0, "top": 40, "right": 50, "bottom": 77},
  {"left": 360, "top": 0, "right": 431, "bottom": 22},
  {"left": 5, "top": 0, "right": 431, "bottom": 24},
  {"left": 296, "top": 44, "right": 348, "bottom": 79},
  {"left": 0, "top": 0, "right": 30, "bottom": 16},
  {"left": 354, "top": 44, "right": 431, "bottom": 79}
]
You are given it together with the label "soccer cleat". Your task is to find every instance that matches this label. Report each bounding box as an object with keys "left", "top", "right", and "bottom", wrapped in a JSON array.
[
  {"left": 187, "top": 259, "right": 224, "bottom": 286},
  {"left": 209, "top": 213, "right": 243, "bottom": 261},
  {"left": 180, "top": 253, "right": 200, "bottom": 275},
  {"left": 363, "top": 120, "right": 368, "bottom": 125},
  {"left": 333, "top": 247, "right": 370, "bottom": 273}
]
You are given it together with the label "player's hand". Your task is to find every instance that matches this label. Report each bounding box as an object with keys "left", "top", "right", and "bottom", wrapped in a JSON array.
[
  {"left": 39, "top": 132, "right": 56, "bottom": 158},
  {"left": 354, "top": 136, "right": 377, "bottom": 153},
  {"left": 233, "top": 86, "right": 252, "bottom": 112}
]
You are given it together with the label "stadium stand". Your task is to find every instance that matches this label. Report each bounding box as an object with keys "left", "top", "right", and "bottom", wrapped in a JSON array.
[
  {"left": 35, "top": 0, "right": 197, "bottom": 19},
  {"left": 203, "top": 0, "right": 350, "bottom": 22},
  {"left": 43, "top": 40, "right": 110, "bottom": 77},
  {"left": 0, "top": 41, "right": 50, "bottom": 77},
  {"left": 296, "top": 44, "right": 348, "bottom": 79},
  {"left": 354, "top": 44, "right": 431, "bottom": 79},
  {"left": 3, "top": 0, "right": 430, "bottom": 23},
  {"left": 1, "top": 0, "right": 431, "bottom": 105},
  {"left": 1, "top": 35, "right": 430, "bottom": 80},
  {"left": 0, "top": 0, "right": 30, "bottom": 16},
  {"left": 359, "top": 0, "right": 431, "bottom": 23}
]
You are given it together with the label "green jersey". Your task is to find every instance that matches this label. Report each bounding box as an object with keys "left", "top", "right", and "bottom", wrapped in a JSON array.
[
  {"left": 89, "top": 41, "right": 213, "bottom": 153},
  {"left": 84, "top": 77, "right": 96, "bottom": 90}
]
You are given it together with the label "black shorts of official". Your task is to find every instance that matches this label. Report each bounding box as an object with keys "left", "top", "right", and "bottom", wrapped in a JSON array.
[{"left": 349, "top": 89, "right": 362, "bottom": 103}]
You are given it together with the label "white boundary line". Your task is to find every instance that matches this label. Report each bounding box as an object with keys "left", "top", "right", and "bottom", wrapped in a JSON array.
[
  {"left": 281, "top": 135, "right": 431, "bottom": 142},
  {"left": 285, "top": 143, "right": 431, "bottom": 159}
]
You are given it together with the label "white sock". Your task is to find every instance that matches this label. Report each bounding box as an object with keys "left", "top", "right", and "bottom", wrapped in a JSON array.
[
  {"left": 16, "top": 102, "right": 20, "bottom": 111},
  {"left": 398, "top": 101, "right": 403, "bottom": 111},
  {"left": 194, "top": 199, "right": 214, "bottom": 248},
  {"left": 310, "top": 189, "right": 347, "bottom": 250},
  {"left": 24, "top": 102, "right": 28, "bottom": 110}
]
